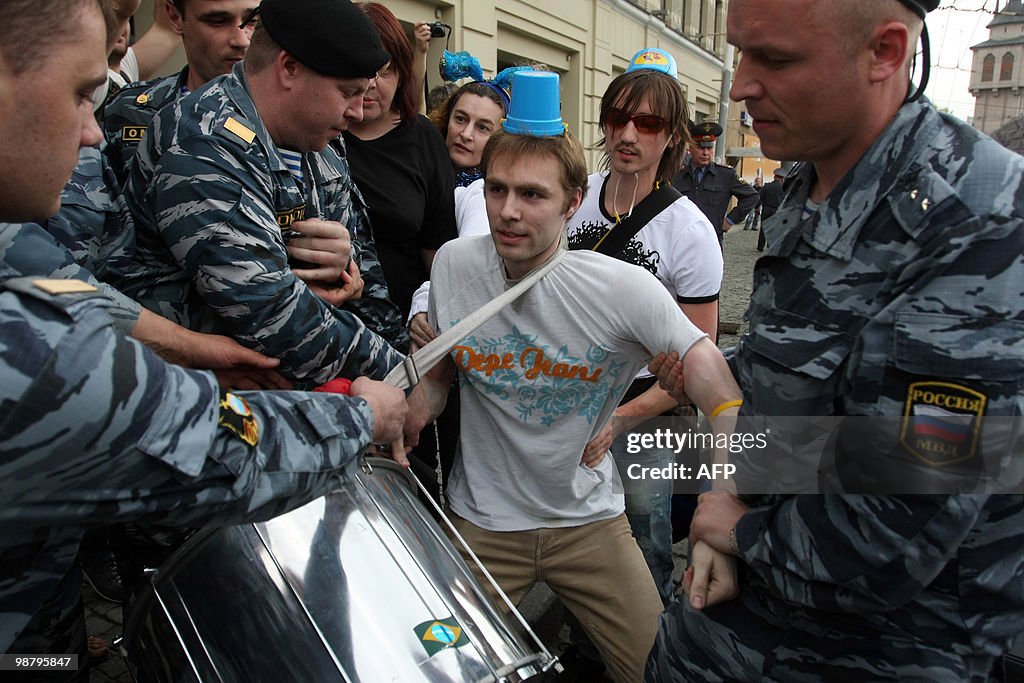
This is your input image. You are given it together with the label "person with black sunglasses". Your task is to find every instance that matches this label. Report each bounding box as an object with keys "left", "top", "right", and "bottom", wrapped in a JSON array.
[{"left": 561, "top": 47, "right": 725, "bottom": 680}]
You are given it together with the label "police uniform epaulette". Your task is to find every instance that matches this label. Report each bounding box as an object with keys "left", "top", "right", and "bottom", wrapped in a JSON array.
[
  {"left": 2, "top": 277, "right": 103, "bottom": 306},
  {"left": 115, "top": 79, "right": 159, "bottom": 106},
  {"left": 888, "top": 168, "right": 959, "bottom": 239},
  {"left": 216, "top": 114, "right": 258, "bottom": 147}
]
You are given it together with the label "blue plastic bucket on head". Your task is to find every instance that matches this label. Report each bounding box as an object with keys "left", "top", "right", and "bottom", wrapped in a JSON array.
[{"left": 501, "top": 71, "right": 566, "bottom": 137}]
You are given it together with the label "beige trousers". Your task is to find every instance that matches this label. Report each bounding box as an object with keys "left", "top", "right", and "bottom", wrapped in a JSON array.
[{"left": 448, "top": 511, "right": 663, "bottom": 683}]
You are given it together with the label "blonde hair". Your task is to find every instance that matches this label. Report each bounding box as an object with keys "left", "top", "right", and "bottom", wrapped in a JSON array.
[{"left": 1, "top": 0, "right": 103, "bottom": 74}]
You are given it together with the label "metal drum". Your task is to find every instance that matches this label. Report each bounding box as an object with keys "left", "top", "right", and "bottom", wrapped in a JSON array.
[{"left": 125, "top": 458, "right": 558, "bottom": 682}]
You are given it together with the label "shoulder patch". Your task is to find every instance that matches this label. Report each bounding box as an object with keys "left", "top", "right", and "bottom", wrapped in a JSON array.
[
  {"left": 224, "top": 116, "right": 256, "bottom": 145},
  {"left": 219, "top": 393, "right": 260, "bottom": 446},
  {"left": 32, "top": 279, "right": 99, "bottom": 295},
  {"left": 121, "top": 125, "right": 147, "bottom": 143},
  {"left": 900, "top": 381, "right": 985, "bottom": 467}
]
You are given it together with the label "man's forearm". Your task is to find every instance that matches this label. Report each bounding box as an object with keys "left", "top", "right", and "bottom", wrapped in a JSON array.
[
  {"left": 130, "top": 307, "right": 194, "bottom": 366},
  {"left": 614, "top": 383, "right": 679, "bottom": 435},
  {"left": 406, "top": 359, "right": 455, "bottom": 437},
  {"left": 133, "top": 1, "right": 181, "bottom": 80},
  {"left": 681, "top": 339, "right": 743, "bottom": 416}
]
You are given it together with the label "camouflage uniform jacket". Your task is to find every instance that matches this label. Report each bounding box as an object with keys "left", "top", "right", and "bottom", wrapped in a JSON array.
[
  {"left": 649, "top": 100, "right": 1024, "bottom": 682},
  {"left": 101, "top": 67, "right": 187, "bottom": 187},
  {"left": 0, "top": 146, "right": 140, "bottom": 334},
  {"left": 121, "top": 64, "right": 405, "bottom": 388},
  {"left": 0, "top": 270, "right": 377, "bottom": 653},
  {"left": 731, "top": 100, "right": 1023, "bottom": 678}
]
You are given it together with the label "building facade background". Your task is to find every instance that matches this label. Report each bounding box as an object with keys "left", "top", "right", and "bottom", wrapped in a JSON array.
[
  {"left": 970, "top": 0, "right": 1024, "bottom": 135},
  {"left": 135, "top": 0, "right": 785, "bottom": 177}
]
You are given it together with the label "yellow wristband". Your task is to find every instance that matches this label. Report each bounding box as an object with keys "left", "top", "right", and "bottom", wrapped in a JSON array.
[{"left": 710, "top": 399, "right": 743, "bottom": 418}]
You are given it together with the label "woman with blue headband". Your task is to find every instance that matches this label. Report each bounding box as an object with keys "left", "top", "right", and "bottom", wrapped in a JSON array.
[{"left": 430, "top": 81, "right": 509, "bottom": 188}]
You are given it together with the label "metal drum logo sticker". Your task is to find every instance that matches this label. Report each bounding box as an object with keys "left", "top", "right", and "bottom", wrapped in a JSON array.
[{"left": 414, "top": 617, "right": 468, "bottom": 657}]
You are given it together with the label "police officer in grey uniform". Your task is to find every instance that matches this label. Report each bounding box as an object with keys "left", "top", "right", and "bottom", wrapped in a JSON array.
[
  {"left": 101, "top": 1, "right": 375, "bottom": 317},
  {"left": 754, "top": 162, "right": 789, "bottom": 252},
  {"left": 121, "top": 0, "right": 410, "bottom": 384},
  {"left": 0, "top": 7, "right": 294, "bottom": 385},
  {"left": 0, "top": 0, "right": 407, "bottom": 678},
  {"left": 647, "top": 0, "right": 1024, "bottom": 680},
  {"left": 670, "top": 120, "right": 759, "bottom": 244}
]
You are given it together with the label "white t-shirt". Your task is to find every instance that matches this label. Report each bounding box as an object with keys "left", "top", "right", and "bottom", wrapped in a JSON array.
[
  {"left": 567, "top": 171, "right": 722, "bottom": 304},
  {"left": 429, "top": 235, "right": 707, "bottom": 531},
  {"left": 110, "top": 46, "right": 140, "bottom": 88},
  {"left": 453, "top": 178, "right": 489, "bottom": 238}
]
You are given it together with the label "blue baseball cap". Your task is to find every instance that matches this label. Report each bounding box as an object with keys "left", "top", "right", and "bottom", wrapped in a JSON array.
[{"left": 625, "top": 48, "right": 678, "bottom": 79}]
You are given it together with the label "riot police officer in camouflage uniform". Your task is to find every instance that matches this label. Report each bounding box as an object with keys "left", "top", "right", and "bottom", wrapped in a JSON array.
[
  {"left": 120, "top": 0, "right": 410, "bottom": 385},
  {"left": 671, "top": 120, "right": 759, "bottom": 245},
  {"left": 0, "top": 0, "right": 407, "bottom": 678},
  {"left": 647, "top": 0, "right": 1024, "bottom": 680},
  {"left": 102, "top": 0, "right": 259, "bottom": 186},
  {"left": 102, "top": 1, "right": 375, "bottom": 315}
]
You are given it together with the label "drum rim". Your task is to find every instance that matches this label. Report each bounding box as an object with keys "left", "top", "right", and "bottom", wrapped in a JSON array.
[{"left": 360, "top": 455, "right": 418, "bottom": 493}]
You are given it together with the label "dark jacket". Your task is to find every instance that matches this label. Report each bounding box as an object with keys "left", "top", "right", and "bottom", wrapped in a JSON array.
[{"left": 671, "top": 161, "right": 759, "bottom": 243}]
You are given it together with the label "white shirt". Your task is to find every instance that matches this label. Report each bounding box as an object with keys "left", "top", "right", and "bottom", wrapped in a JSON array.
[{"left": 429, "top": 235, "right": 707, "bottom": 531}]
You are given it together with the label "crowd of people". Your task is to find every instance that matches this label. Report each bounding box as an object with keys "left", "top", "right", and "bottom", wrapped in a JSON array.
[{"left": 0, "top": 0, "right": 1021, "bottom": 682}]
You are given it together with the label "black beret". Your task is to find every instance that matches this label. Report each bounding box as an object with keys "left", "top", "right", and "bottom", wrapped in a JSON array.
[
  {"left": 259, "top": 0, "right": 390, "bottom": 79},
  {"left": 895, "top": 0, "right": 940, "bottom": 19}
]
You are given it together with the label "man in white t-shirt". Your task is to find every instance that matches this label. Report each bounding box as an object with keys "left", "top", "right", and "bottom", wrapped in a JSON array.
[{"left": 403, "top": 84, "right": 742, "bottom": 682}]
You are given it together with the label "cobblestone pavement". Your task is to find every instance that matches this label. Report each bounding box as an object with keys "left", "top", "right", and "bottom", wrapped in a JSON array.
[
  {"left": 82, "top": 227, "right": 762, "bottom": 681},
  {"left": 83, "top": 583, "right": 130, "bottom": 682},
  {"left": 717, "top": 223, "right": 761, "bottom": 349}
]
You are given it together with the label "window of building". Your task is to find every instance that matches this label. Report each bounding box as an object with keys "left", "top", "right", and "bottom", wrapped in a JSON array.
[
  {"left": 698, "top": 1, "right": 706, "bottom": 45},
  {"left": 1001, "top": 52, "right": 1014, "bottom": 80},
  {"left": 982, "top": 53, "right": 995, "bottom": 82},
  {"left": 715, "top": 0, "right": 724, "bottom": 52}
]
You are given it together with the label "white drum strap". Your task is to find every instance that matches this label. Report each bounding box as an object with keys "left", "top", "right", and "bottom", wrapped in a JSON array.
[{"left": 384, "top": 236, "right": 567, "bottom": 390}]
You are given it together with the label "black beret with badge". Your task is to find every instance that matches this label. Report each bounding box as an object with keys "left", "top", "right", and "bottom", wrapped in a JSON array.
[
  {"left": 257, "top": 0, "right": 390, "bottom": 79},
  {"left": 689, "top": 120, "right": 723, "bottom": 148}
]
